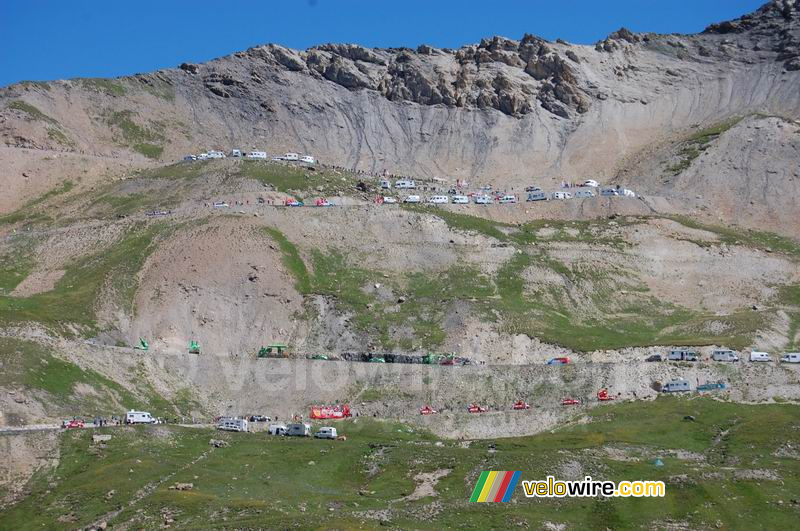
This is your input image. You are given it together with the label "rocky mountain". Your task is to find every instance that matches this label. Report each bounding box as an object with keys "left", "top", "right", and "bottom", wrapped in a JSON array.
[{"left": 1, "top": 0, "right": 799, "bottom": 236}]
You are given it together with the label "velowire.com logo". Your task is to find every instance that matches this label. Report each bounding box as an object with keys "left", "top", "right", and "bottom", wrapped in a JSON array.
[{"left": 469, "top": 471, "right": 521, "bottom": 502}]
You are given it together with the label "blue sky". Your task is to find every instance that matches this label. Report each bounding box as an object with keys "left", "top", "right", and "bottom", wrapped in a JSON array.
[{"left": 0, "top": 0, "right": 766, "bottom": 88}]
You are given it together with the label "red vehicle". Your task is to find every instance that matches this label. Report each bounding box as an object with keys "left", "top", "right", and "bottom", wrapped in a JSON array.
[
  {"left": 309, "top": 404, "right": 351, "bottom": 420},
  {"left": 419, "top": 405, "right": 437, "bottom": 415},
  {"left": 467, "top": 403, "right": 488, "bottom": 413},
  {"left": 284, "top": 198, "right": 304, "bottom": 207},
  {"left": 512, "top": 400, "right": 531, "bottom": 410},
  {"left": 62, "top": 418, "right": 84, "bottom": 429},
  {"left": 315, "top": 198, "right": 332, "bottom": 207},
  {"left": 546, "top": 357, "right": 571, "bottom": 365},
  {"left": 561, "top": 397, "right": 582, "bottom": 406},
  {"left": 597, "top": 388, "right": 616, "bottom": 401}
]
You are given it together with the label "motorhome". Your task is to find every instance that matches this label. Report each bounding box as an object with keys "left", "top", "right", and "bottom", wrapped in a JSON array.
[
  {"left": 668, "top": 349, "right": 698, "bottom": 362},
  {"left": 125, "top": 410, "right": 157, "bottom": 425},
  {"left": 474, "top": 194, "right": 492, "bottom": 204},
  {"left": 231, "top": 149, "right": 242, "bottom": 157},
  {"left": 268, "top": 424, "right": 287, "bottom": 435},
  {"left": 315, "top": 427, "right": 338, "bottom": 439},
  {"left": 395, "top": 180, "right": 416, "bottom": 189},
  {"left": 574, "top": 189, "right": 595, "bottom": 198},
  {"left": 286, "top": 423, "right": 312, "bottom": 437},
  {"left": 780, "top": 352, "right": 800, "bottom": 363},
  {"left": 600, "top": 188, "right": 620, "bottom": 197},
  {"left": 245, "top": 151, "right": 268, "bottom": 160},
  {"left": 403, "top": 195, "right": 421, "bottom": 203},
  {"left": 217, "top": 417, "right": 248, "bottom": 432},
  {"left": 380, "top": 179, "right": 392, "bottom": 189},
  {"left": 499, "top": 195, "right": 517, "bottom": 204},
  {"left": 428, "top": 195, "right": 449, "bottom": 204},
  {"left": 750, "top": 351, "right": 772, "bottom": 362},
  {"left": 711, "top": 349, "right": 739, "bottom": 362},
  {"left": 527, "top": 191, "right": 547, "bottom": 201},
  {"left": 662, "top": 379, "right": 691, "bottom": 393},
  {"left": 283, "top": 152, "right": 299, "bottom": 161},
  {"left": 197, "top": 153, "right": 209, "bottom": 160},
  {"left": 451, "top": 195, "right": 469, "bottom": 204},
  {"left": 300, "top": 155, "right": 316, "bottom": 164},
  {"left": 207, "top": 150, "right": 226, "bottom": 159},
  {"left": 551, "top": 191, "right": 572, "bottom": 200}
]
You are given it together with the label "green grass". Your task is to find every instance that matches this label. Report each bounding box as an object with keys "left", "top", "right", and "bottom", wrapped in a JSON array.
[
  {"left": 3, "top": 398, "right": 799, "bottom": 530},
  {"left": 80, "top": 78, "right": 126, "bottom": 96},
  {"left": 237, "top": 160, "right": 357, "bottom": 196},
  {"left": 8, "top": 100, "right": 57, "bottom": 124},
  {"left": 667, "top": 117, "right": 743, "bottom": 175},
  {"left": 105, "top": 110, "right": 164, "bottom": 159},
  {"left": 0, "top": 223, "right": 168, "bottom": 334},
  {"left": 670, "top": 215, "right": 800, "bottom": 259},
  {"left": 263, "top": 227, "right": 312, "bottom": 293}
]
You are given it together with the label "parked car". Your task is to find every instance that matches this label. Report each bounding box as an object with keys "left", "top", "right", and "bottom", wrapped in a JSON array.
[
  {"left": 428, "top": 195, "right": 449, "bottom": 204},
  {"left": 403, "top": 195, "right": 421, "bottom": 203},
  {"left": 574, "top": 189, "right": 595, "bottom": 198},
  {"left": 315, "top": 427, "right": 338, "bottom": 439},
  {"left": 600, "top": 187, "right": 620, "bottom": 197},
  {"left": 525, "top": 186, "right": 542, "bottom": 192},
  {"left": 499, "top": 195, "right": 517, "bottom": 204},
  {"left": 711, "top": 349, "right": 739, "bottom": 362},
  {"left": 300, "top": 155, "right": 316, "bottom": 164},
  {"left": 381, "top": 196, "right": 397, "bottom": 204},
  {"left": 183, "top": 155, "right": 197, "bottom": 161},
  {"left": 582, "top": 180, "right": 600, "bottom": 188},
  {"left": 451, "top": 195, "right": 469, "bottom": 204},
  {"left": 314, "top": 198, "right": 332, "bottom": 207},
  {"left": 780, "top": 352, "right": 800, "bottom": 363},
  {"left": 285, "top": 199, "right": 304, "bottom": 207},
  {"left": 62, "top": 419, "right": 84, "bottom": 429},
  {"left": 546, "top": 357, "right": 570, "bottom": 365},
  {"left": 645, "top": 354, "right": 662, "bottom": 362},
  {"left": 750, "top": 351, "right": 772, "bottom": 362},
  {"left": 268, "top": 424, "right": 287, "bottom": 436}
]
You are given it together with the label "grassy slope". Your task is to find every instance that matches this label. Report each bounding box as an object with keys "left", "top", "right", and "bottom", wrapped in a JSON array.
[{"left": 2, "top": 398, "right": 799, "bottom": 529}]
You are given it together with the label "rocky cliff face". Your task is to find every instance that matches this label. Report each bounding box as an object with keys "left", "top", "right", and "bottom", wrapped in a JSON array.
[{"left": 1, "top": 1, "right": 799, "bottom": 235}]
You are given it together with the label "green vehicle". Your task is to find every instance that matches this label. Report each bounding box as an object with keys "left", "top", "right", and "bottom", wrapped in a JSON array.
[
  {"left": 188, "top": 340, "right": 200, "bottom": 354},
  {"left": 311, "top": 354, "right": 329, "bottom": 360},
  {"left": 369, "top": 357, "right": 386, "bottom": 363},
  {"left": 423, "top": 352, "right": 443, "bottom": 364},
  {"left": 258, "top": 343, "right": 289, "bottom": 358},
  {"left": 134, "top": 338, "right": 149, "bottom": 351}
]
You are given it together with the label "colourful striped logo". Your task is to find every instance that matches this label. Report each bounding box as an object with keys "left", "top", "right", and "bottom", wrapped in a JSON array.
[{"left": 469, "top": 471, "right": 521, "bottom": 502}]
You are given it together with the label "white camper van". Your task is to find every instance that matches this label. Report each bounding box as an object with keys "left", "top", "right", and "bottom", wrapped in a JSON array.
[
  {"left": 231, "top": 149, "right": 242, "bottom": 157},
  {"left": 314, "top": 427, "right": 338, "bottom": 439},
  {"left": 750, "top": 351, "right": 772, "bottom": 362},
  {"left": 428, "top": 195, "right": 449, "bottom": 204},
  {"left": 711, "top": 349, "right": 739, "bottom": 362},
  {"left": 499, "top": 195, "right": 517, "bottom": 204},
  {"left": 662, "top": 379, "right": 691, "bottom": 393},
  {"left": 300, "top": 155, "right": 316, "bottom": 164},
  {"left": 474, "top": 194, "right": 492, "bottom": 204},
  {"left": 207, "top": 150, "right": 226, "bottom": 159},
  {"left": 283, "top": 152, "right": 299, "bottom": 161},
  {"left": 287, "top": 423, "right": 312, "bottom": 437},
  {"left": 526, "top": 191, "right": 547, "bottom": 202},
  {"left": 395, "top": 180, "right": 416, "bottom": 189},
  {"left": 125, "top": 410, "right": 157, "bottom": 425},
  {"left": 217, "top": 417, "right": 248, "bottom": 432},
  {"left": 403, "top": 195, "right": 421, "bottom": 203},
  {"left": 780, "top": 352, "right": 800, "bottom": 363},
  {"left": 574, "top": 189, "right": 595, "bottom": 198},
  {"left": 245, "top": 151, "right": 268, "bottom": 160},
  {"left": 268, "top": 424, "right": 288, "bottom": 435},
  {"left": 451, "top": 195, "right": 469, "bottom": 204},
  {"left": 380, "top": 179, "right": 392, "bottom": 189},
  {"left": 551, "top": 191, "right": 572, "bottom": 200}
]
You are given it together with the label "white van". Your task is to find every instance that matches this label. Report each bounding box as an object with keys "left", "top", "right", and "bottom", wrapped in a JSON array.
[
  {"left": 583, "top": 180, "right": 600, "bottom": 188},
  {"left": 662, "top": 379, "right": 691, "bottom": 393},
  {"left": 217, "top": 417, "right": 248, "bottom": 432},
  {"left": 315, "top": 427, "right": 338, "bottom": 439},
  {"left": 551, "top": 191, "right": 572, "bottom": 200},
  {"left": 268, "top": 424, "right": 287, "bottom": 435},
  {"left": 474, "top": 195, "right": 492, "bottom": 204},
  {"left": 245, "top": 151, "right": 267, "bottom": 160},
  {"left": 286, "top": 423, "right": 312, "bottom": 437},
  {"left": 750, "top": 351, "right": 772, "bottom": 362},
  {"left": 380, "top": 179, "right": 392, "bottom": 189},
  {"left": 395, "top": 180, "right": 416, "bottom": 189},
  {"left": 403, "top": 195, "right": 421, "bottom": 203},
  {"left": 451, "top": 195, "right": 469, "bottom": 204},
  {"left": 428, "top": 195, "right": 449, "bottom": 204},
  {"left": 499, "top": 195, "right": 517, "bottom": 204},
  {"left": 574, "top": 189, "right": 595, "bottom": 198},
  {"left": 527, "top": 191, "right": 547, "bottom": 202},
  {"left": 284, "top": 153, "right": 299, "bottom": 161},
  {"left": 207, "top": 150, "right": 226, "bottom": 159},
  {"left": 780, "top": 353, "right": 800, "bottom": 363},
  {"left": 711, "top": 349, "right": 739, "bottom": 362},
  {"left": 231, "top": 149, "right": 242, "bottom": 157},
  {"left": 621, "top": 188, "right": 636, "bottom": 197},
  {"left": 126, "top": 410, "right": 157, "bottom": 425},
  {"left": 600, "top": 188, "right": 620, "bottom": 197},
  {"left": 300, "top": 155, "right": 315, "bottom": 164}
]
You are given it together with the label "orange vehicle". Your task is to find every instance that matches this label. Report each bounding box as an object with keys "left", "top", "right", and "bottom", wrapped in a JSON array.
[
  {"left": 467, "top": 403, "right": 488, "bottom": 413},
  {"left": 597, "top": 388, "right": 615, "bottom": 401},
  {"left": 512, "top": 400, "right": 531, "bottom": 410}
]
